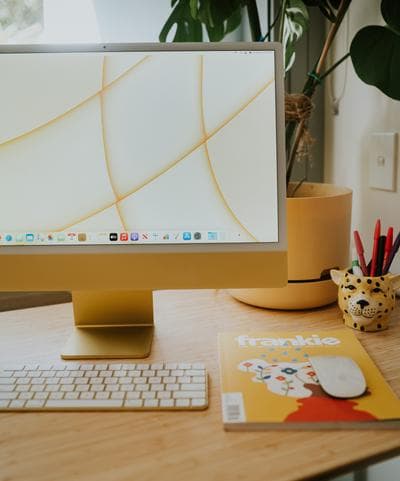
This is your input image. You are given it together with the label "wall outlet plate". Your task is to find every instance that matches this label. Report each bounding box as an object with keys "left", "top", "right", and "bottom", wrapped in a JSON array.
[{"left": 369, "top": 132, "right": 397, "bottom": 191}]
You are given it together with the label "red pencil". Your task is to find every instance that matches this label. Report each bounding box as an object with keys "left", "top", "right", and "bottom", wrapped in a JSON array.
[
  {"left": 383, "top": 227, "right": 393, "bottom": 273},
  {"left": 353, "top": 231, "right": 368, "bottom": 275},
  {"left": 370, "top": 219, "right": 381, "bottom": 277}
]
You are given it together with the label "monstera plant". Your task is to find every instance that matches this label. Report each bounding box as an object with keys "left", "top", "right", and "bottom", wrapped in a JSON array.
[{"left": 160, "top": 0, "right": 400, "bottom": 191}]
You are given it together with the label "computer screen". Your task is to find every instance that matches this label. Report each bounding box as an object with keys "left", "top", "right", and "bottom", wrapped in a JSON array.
[{"left": 0, "top": 47, "right": 278, "bottom": 246}]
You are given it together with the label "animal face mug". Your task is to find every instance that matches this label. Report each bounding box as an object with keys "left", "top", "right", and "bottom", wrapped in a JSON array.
[{"left": 330, "top": 269, "right": 400, "bottom": 332}]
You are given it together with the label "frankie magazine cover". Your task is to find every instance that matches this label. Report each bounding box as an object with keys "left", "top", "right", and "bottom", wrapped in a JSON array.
[{"left": 218, "top": 329, "right": 400, "bottom": 430}]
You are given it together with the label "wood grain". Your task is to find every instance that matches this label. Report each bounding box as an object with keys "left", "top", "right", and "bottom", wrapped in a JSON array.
[{"left": 0, "top": 290, "right": 399, "bottom": 481}]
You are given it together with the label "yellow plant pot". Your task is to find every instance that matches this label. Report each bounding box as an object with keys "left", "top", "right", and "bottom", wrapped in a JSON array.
[{"left": 231, "top": 182, "right": 352, "bottom": 310}]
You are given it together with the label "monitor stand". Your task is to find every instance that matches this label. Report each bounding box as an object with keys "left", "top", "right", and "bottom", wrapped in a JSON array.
[{"left": 61, "top": 290, "right": 154, "bottom": 359}]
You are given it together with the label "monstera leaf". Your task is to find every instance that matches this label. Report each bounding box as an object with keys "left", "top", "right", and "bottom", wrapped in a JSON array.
[
  {"left": 350, "top": 0, "right": 400, "bottom": 100},
  {"left": 283, "top": 0, "right": 309, "bottom": 72},
  {"left": 159, "top": 0, "right": 244, "bottom": 42}
]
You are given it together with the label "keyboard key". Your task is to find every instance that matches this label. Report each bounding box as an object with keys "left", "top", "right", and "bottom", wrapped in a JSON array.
[
  {"left": 176, "top": 399, "right": 190, "bottom": 407},
  {"left": 133, "top": 377, "right": 147, "bottom": 384},
  {"left": 65, "top": 392, "right": 79, "bottom": 400},
  {"left": 159, "top": 399, "right": 174, "bottom": 407},
  {"left": 0, "top": 385, "right": 14, "bottom": 392},
  {"left": 49, "top": 392, "right": 64, "bottom": 400},
  {"left": 15, "top": 385, "right": 30, "bottom": 392},
  {"left": 26, "top": 400, "right": 45, "bottom": 408},
  {"left": 142, "top": 392, "right": 155, "bottom": 400},
  {"left": 34, "top": 392, "right": 48, "bottom": 400},
  {"left": 136, "top": 364, "right": 149, "bottom": 370},
  {"left": 178, "top": 363, "right": 192, "bottom": 370},
  {"left": 126, "top": 392, "right": 140, "bottom": 400},
  {"left": 59, "top": 378, "right": 73, "bottom": 385},
  {"left": 80, "top": 364, "right": 94, "bottom": 371},
  {"left": 121, "top": 364, "right": 135, "bottom": 370},
  {"left": 18, "top": 392, "right": 33, "bottom": 400},
  {"left": 60, "top": 385, "right": 74, "bottom": 392},
  {"left": 0, "top": 378, "right": 15, "bottom": 385},
  {"left": 192, "top": 363, "right": 205, "bottom": 370},
  {"left": 9, "top": 400, "right": 26, "bottom": 408},
  {"left": 184, "top": 370, "right": 205, "bottom": 376},
  {"left": 173, "top": 391, "right": 205, "bottom": 399},
  {"left": 166, "top": 384, "right": 179, "bottom": 391},
  {"left": 105, "top": 385, "right": 119, "bottom": 392},
  {"left": 47, "top": 400, "right": 123, "bottom": 408},
  {"left": 135, "top": 384, "right": 149, "bottom": 392},
  {"left": 95, "top": 392, "right": 110, "bottom": 400},
  {"left": 120, "top": 385, "right": 134, "bottom": 392},
  {"left": 45, "top": 385, "right": 60, "bottom": 392},
  {"left": 125, "top": 399, "right": 143, "bottom": 408},
  {"left": 144, "top": 399, "right": 159, "bottom": 407},
  {"left": 181, "top": 383, "right": 206, "bottom": 391},
  {"left": 16, "top": 378, "right": 30, "bottom": 385},
  {"left": 80, "top": 392, "right": 94, "bottom": 400},
  {"left": 75, "top": 384, "right": 89, "bottom": 392},
  {"left": 94, "top": 364, "right": 108, "bottom": 371},
  {"left": 157, "top": 391, "right": 171, "bottom": 399},
  {"left": 110, "top": 392, "right": 125, "bottom": 400},
  {"left": 150, "top": 384, "right": 164, "bottom": 392}
]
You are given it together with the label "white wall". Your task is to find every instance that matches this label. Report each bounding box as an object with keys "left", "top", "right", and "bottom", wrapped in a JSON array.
[
  {"left": 325, "top": 3, "right": 400, "bottom": 477},
  {"left": 324, "top": 1, "right": 400, "bottom": 274}
]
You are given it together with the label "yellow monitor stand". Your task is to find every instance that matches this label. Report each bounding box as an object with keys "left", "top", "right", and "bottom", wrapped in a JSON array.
[{"left": 61, "top": 290, "right": 154, "bottom": 359}]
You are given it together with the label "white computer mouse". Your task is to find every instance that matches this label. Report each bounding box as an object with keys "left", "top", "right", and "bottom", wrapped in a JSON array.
[{"left": 309, "top": 355, "right": 367, "bottom": 399}]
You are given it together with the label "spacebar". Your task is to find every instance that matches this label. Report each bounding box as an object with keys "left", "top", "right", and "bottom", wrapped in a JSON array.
[{"left": 46, "top": 400, "right": 123, "bottom": 408}]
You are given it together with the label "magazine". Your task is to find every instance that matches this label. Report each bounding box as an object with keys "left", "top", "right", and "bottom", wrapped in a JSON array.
[{"left": 218, "top": 329, "right": 400, "bottom": 429}]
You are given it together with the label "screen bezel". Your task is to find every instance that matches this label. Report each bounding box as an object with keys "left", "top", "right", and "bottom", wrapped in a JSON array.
[{"left": 0, "top": 42, "right": 286, "bottom": 256}]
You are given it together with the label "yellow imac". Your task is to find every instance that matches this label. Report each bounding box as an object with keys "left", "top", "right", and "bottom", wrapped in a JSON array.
[{"left": 0, "top": 43, "right": 287, "bottom": 359}]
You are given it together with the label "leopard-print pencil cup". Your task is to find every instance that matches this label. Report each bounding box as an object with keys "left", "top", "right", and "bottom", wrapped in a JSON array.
[{"left": 330, "top": 269, "right": 400, "bottom": 332}]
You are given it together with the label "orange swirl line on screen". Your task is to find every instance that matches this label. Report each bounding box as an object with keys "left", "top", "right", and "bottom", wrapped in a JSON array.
[
  {"left": 0, "top": 55, "right": 150, "bottom": 149},
  {"left": 99, "top": 56, "right": 127, "bottom": 231},
  {"left": 198, "top": 56, "right": 258, "bottom": 242},
  {"left": 55, "top": 75, "right": 274, "bottom": 232}
]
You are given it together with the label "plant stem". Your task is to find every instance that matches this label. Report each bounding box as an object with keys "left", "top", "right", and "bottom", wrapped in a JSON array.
[
  {"left": 286, "top": 0, "right": 353, "bottom": 188},
  {"left": 278, "top": 0, "right": 288, "bottom": 43},
  {"left": 246, "top": 0, "right": 262, "bottom": 41},
  {"left": 261, "top": 4, "right": 283, "bottom": 42},
  {"left": 319, "top": 52, "right": 350, "bottom": 80},
  {"left": 267, "top": 0, "right": 272, "bottom": 40}
]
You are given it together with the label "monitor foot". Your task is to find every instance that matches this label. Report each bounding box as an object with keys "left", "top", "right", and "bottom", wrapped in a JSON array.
[
  {"left": 61, "top": 289, "right": 154, "bottom": 359},
  {"left": 61, "top": 325, "right": 154, "bottom": 359}
]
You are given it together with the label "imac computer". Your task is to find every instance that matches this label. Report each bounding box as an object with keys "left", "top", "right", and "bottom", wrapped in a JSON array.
[{"left": 0, "top": 43, "right": 287, "bottom": 359}]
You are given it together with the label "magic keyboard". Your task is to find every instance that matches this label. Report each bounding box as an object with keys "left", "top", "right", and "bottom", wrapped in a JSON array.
[{"left": 0, "top": 362, "right": 208, "bottom": 411}]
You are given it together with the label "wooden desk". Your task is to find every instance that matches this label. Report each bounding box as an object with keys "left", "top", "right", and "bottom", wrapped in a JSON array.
[{"left": 0, "top": 290, "right": 399, "bottom": 481}]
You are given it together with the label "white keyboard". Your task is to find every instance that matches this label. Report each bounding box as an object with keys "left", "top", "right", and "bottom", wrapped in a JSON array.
[{"left": 0, "top": 362, "right": 208, "bottom": 411}]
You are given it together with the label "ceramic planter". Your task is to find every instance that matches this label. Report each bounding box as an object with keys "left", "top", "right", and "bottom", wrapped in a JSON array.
[{"left": 231, "top": 182, "right": 352, "bottom": 310}]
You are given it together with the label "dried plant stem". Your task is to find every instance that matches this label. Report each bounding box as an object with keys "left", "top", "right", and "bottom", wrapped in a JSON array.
[{"left": 286, "top": 0, "right": 352, "bottom": 189}]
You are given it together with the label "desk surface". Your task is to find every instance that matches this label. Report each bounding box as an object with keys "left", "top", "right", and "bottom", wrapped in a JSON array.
[{"left": 0, "top": 290, "right": 399, "bottom": 481}]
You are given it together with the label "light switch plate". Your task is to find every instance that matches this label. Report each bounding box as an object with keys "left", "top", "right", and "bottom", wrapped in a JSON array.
[{"left": 369, "top": 132, "right": 397, "bottom": 191}]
